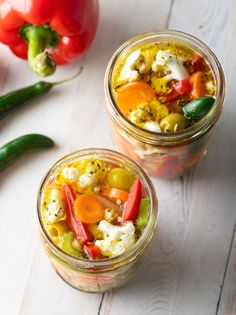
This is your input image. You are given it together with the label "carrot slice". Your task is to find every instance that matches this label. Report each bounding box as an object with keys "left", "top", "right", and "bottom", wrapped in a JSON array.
[
  {"left": 116, "top": 82, "right": 155, "bottom": 114},
  {"left": 101, "top": 187, "right": 129, "bottom": 202},
  {"left": 74, "top": 194, "right": 105, "bottom": 224},
  {"left": 190, "top": 71, "right": 206, "bottom": 99}
]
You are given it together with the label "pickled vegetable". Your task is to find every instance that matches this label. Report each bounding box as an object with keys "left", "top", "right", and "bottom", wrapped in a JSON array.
[
  {"left": 107, "top": 168, "right": 134, "bottom": 191},
  {"left": 182, "top": 96, "right": 215, "bottom": 119}
]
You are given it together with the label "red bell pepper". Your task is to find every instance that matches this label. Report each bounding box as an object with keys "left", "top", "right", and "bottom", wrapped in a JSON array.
[
  {"left": 164, "top": 79, "right": 191, "bottom": 101},
  {"left": 192, "top": 55, "right": 203, "bottom": 72},
  {"left": 84, "top": 243, "right": 100, "bottom": 260},
  {"left": 62, "top": 184, "right": 92, "bottom": 244},
  {"left": 0, "top": 0, "right": 99, "bottom": 77},
  {"left": 122, "top": 177, "right": 142, "bottom": 224}
]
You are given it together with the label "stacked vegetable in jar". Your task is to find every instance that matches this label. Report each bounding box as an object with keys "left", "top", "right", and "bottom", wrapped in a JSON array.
[{"left": 41, "top": 157, "right": 150, "bottom": 259}]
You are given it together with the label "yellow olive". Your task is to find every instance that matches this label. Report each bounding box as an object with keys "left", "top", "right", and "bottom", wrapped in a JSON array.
[{"left": 160, "top": 113, "right": 190, "bottom": 132}]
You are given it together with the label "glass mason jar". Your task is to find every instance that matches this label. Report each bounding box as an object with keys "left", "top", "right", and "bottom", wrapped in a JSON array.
[
  {"left": 104, "top": 30, "right": 225, "bottom": 178},
  {"left": 36, "top": 148, "right": 158, "bottom": 293}
]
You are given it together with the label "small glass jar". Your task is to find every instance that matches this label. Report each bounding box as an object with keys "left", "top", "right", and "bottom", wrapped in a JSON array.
[
  {"left": 36, "top": 148, "right": 158, "bottom": 293},
  {"left": 104, "top": 30, "right": 225, "bottom": 178}
]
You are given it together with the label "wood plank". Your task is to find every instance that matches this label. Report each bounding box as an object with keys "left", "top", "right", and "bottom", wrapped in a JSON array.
[
  {"left": 218, "top": 224, "right": 236, "bottom": 315},
  {"left": 100, "top": 0, "right": 236, "bottom": 314},
  {"left": 18, "top": 244, "right": 102, "bottom": 315},
  {"left": 14, "top": 1, "right": 172, "bottom": 314}
]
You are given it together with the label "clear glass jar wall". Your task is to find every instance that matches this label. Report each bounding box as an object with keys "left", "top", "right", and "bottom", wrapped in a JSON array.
[
  {"left": 104, "top": 31, "right": 225, "bottom": 178},
  {"left": 37, "top": 149, "right": 158, "bottom": 292}
]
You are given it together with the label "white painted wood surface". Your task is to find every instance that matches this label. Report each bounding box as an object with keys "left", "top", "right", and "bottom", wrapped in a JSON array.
[{"left": 0, "top": 1, "right": 235, "bottom": 314}]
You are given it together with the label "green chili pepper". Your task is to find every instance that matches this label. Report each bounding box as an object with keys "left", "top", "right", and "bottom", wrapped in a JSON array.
[
  {"left": 0, "top": 69, "right": 82, "bottom": 119},
  {"left": 60, "top": 231, "right": 82, "bottom": 258},
  {"left": 136, "top": 198, "right": 149, "bottom": 228},
  {"left": 0, "top": 134, "right": 54, "bottom": 172},
  {"left": 182, "top": 96, "right": 215, "bottom": 119}
]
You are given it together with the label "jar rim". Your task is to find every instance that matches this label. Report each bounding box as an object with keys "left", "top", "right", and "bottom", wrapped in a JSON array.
[
  {"left": 104, "top": 30, "right": 226, "bottom": 145},
  {"left": 36, "top": 148, "right": 158, "bottom": 271}
]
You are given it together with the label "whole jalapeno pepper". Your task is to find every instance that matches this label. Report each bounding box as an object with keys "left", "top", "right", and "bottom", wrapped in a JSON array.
[{"left": 0, "top": 134, "right": 54, "bottom": 172}]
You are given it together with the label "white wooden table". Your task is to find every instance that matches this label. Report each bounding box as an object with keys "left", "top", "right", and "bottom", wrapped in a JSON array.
[{"left": 0, "top": 1, "right": 235, "bottom": 314}]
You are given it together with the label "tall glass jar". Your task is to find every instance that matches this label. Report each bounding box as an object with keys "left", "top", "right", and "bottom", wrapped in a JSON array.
[
  {"left": 104, "top": 30, "right": 225, "bottom": 178},
  {"left": 36, "top": 149, "right": 158, "bottom": 293}
]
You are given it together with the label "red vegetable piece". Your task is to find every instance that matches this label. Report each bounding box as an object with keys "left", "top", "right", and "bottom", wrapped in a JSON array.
[
  {"left": 122, "top": 177, "right": 142, "bottom": 224},
  {"left": 0, "top": 0, "right": 99, "bottom": 68},
  {"left": 192, "top": 55, "right": 203, "bottom": 72},
  {"left": 165, "top": 79, "right": 191, "bottom": 101},
  {"left": 84, "top": 243, "right": 100, "bottom": 260},
  {"left": 62, "top": 184, "right": 92, "bottom": 244}
]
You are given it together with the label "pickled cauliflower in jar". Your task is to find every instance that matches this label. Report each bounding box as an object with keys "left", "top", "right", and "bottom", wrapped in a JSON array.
[
  {"left": 41, "top": 157, "right": 150, "bottom": 260},
  {"left": 113, "top": 42, "right": 216, "bottom": 133}
]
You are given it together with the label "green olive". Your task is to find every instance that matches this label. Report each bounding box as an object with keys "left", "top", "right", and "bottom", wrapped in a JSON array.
[
  {"left": 107, "top": 168, "right": 134, "bottom": 191},
  {"left": 160, "top": 113, "right": 190, "bottom": 133}
]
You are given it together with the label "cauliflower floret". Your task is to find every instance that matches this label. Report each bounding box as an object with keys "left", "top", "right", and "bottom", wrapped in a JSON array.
[
  {"left": 151, "top": 76, "right": 172, "bottom": 94},
  {"left": 117, "top": 49, "right": 156, "bottom": 86},
  {"left": 117, "top": 50, "right": 141, "bottom": 84},
  {"left": 95, "top": 220, "right": 136, "bottom": 257},
  {"left": 129, "top": 102, "right": 152, "bottom": 124},
  {"left": 77, "top": 159, "right": 108, "bottom": 189},
  {"left": 62, "top": 167, "right": 80, "bottom": 182},
  {"left": 44, "top": 189, "right": 65, "bottom": 223},
  {"left": 152, "top": 50, "right": 189, "bottom": 81},
  {"left": 128, "top": 100, "right": 169, "bottom": 126},
  {"left": 144, "top": 121, "right": 161, "bottom": 132},
  {"left": 151, "top": 50, "right": 189, "bottom": 94},
  {"left": 78, "top": 173, "right": 98, "bottom": 188},
  {"left": 136, "top": 50, "right": 154, "bottom": 74}
]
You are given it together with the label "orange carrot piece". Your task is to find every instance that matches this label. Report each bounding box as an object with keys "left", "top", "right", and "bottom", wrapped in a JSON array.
[
  {"left": 101, "top": 187, "right": 129, "bottom": 202},
  {"left": 190, "top": 71, "right": 206, "bottom": 99},
  {"left": 116, "top": 82, "right": 155, "bottom": 114},
  {"left": 74, "top": 194, "right": 105, "bottom": 224}
]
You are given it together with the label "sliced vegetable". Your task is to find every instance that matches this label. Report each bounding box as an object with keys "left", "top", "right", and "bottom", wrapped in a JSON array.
[
  {"left": 62, "top": 184, "right": 92, "bottom": 244},
  {"left": 122, "top": 177, "right": 142, "bottom": 224},
  {"left": 107, "top": 167, "right": 134, "bottom": 191},
  {"left": 0, "top": 134, "right": 54, "bottom": 173},
  {"left": 160, "top": 113, "right": 190, "bottom": 132},
  {"left": 84, "top": 243, "right": 100, "bottom": 260},
  {"left": 192, "top": 55, "right": 203, "bottom": 72},
  {"left": 165, "top": 79, "right": 191, "bottom": 101},
  {"left": 0, "top": 70, "right": 82, "bottom": 119},
  {"left": 182, "top": 96, "right": 215, "bottom": 119},
  {"left": 74, "top": 194, "right": 105, "bottom": 224},
  {"left": 136, "top": 198, "right": 149, "bottom": 228},
  {"left": 95, "top": 195, "right": 120, "bottom": 212},
  {"left": 116, "top": 82, "right": 155, "bottom": 114},
  {"left": 190, "top": 71, "right": 206, "bottom": 99},
  {"left": 101, "top": 187, "right": 129, "bottom": 202},
  {"left": 60, "top": 231, "right": 82, "bottom": 258}
]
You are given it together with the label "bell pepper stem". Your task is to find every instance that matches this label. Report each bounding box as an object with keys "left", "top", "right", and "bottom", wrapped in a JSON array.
[{"left": 21, "top": 25, "right": 59, "bottom": 77}]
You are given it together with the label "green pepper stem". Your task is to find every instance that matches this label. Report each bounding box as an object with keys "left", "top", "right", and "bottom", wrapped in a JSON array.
[
  {"left": 22, "top": 25, "right": 58, "bottom": 77},
  {"left": 51, "top": 67, "right": 83, "bottom": 86}
]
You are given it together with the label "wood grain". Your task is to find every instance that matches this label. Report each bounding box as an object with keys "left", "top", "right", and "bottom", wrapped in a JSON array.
[
  {"left": 0, "top": 1, "right": 235, "bottom": 315},
  {"left": 100, "top": 0, "right": 236, "bottom": 314}
]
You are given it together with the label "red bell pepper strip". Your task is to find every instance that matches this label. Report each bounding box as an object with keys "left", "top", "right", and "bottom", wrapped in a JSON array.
[
  {"left": 62, "top": 184, "right": 92, "bottom": 244},
  {"left": 192, "top": 55, "right": 203, "bottom": 72},
  {"left": 0, "top": 0, "right": 99, "bottom": 77},
  {"left": 84, "top": 243, "right": 100, "bottom": 260},
  {"left": 164, "top": 79, "right": 191, "bottom": 101},
  {"left": 122, "top": 177, "right": 142, "bottom": 224}
]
